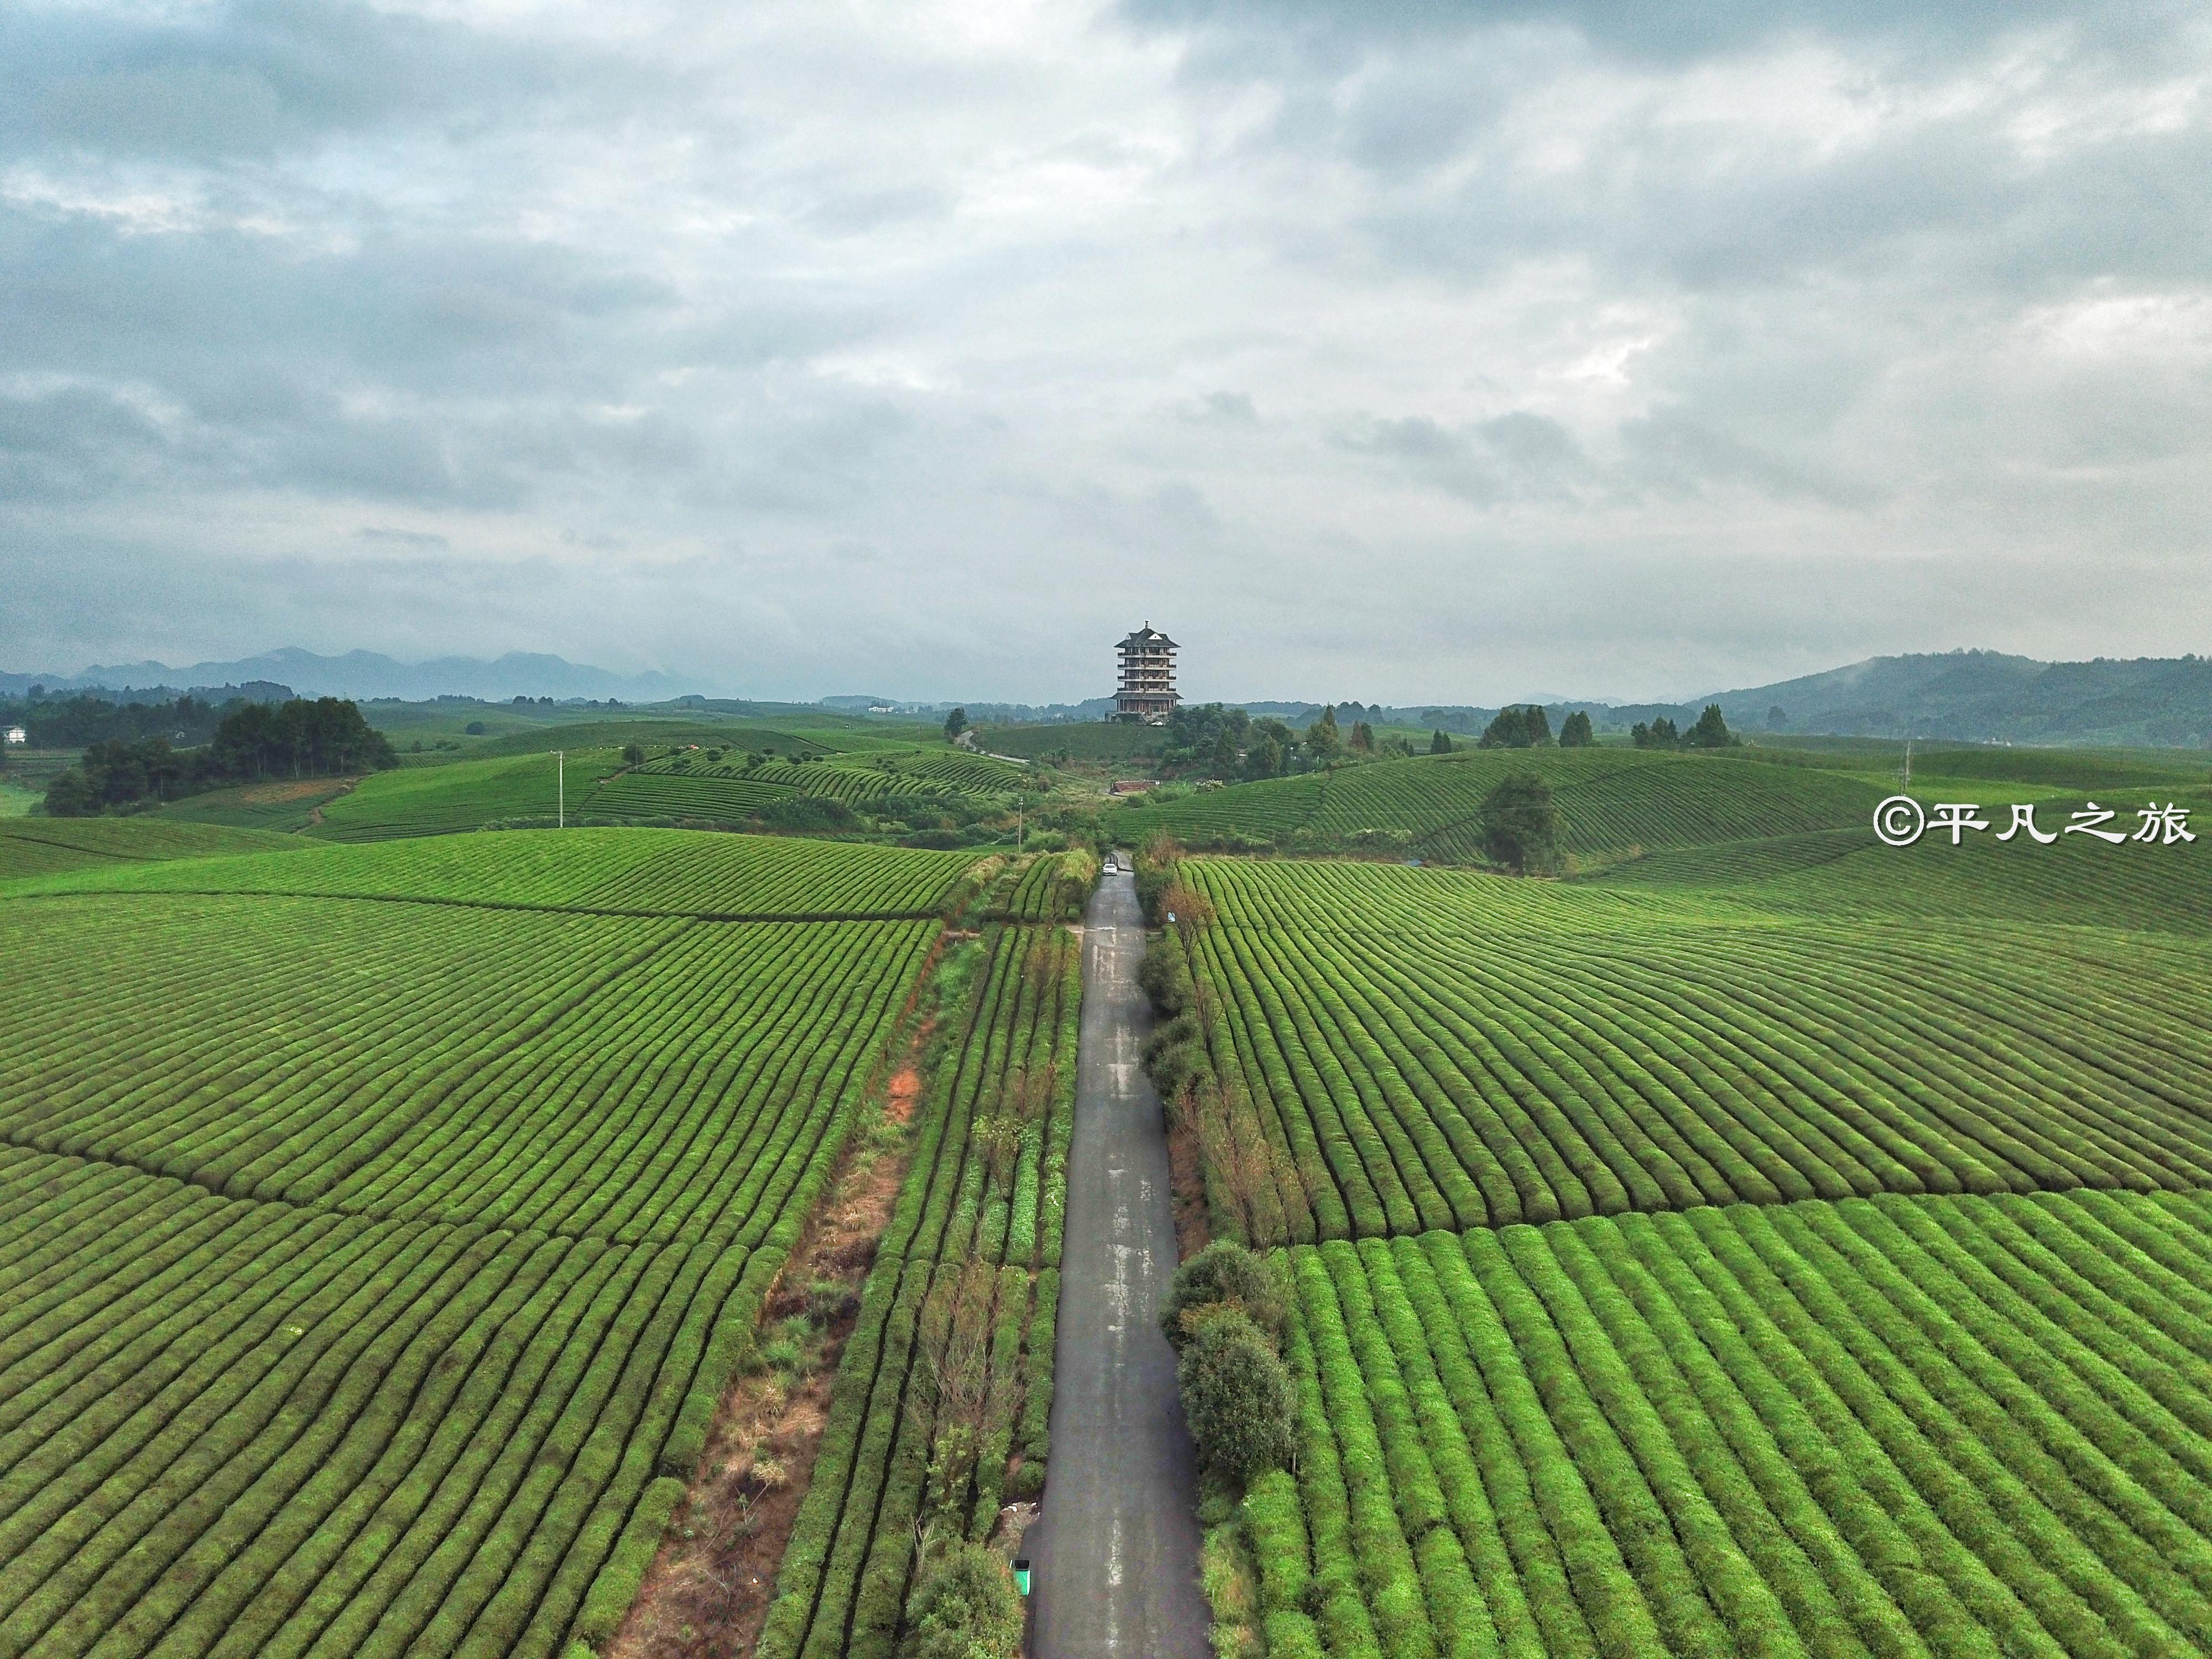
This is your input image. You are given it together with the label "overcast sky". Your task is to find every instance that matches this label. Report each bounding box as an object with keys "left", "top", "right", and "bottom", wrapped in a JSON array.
[{"left": 4, "top": 1, "right": 2209, "bottom": 703}]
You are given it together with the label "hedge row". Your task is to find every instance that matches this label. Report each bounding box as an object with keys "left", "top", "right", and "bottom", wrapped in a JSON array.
[
  {"left": 0, "top": 898, "right": 938, "bottom": 1246},
  {"left": 1274, "top": 1190, "right": 2212, "bottom": 1659},
  {"left": 14, "top": 825, "right": 978, "bottom": 917},
  {"left": 1180, "top": 858, "right": 2212, "bottom": 1239},
  {"left": 0, "top": 1145, "right": 786, "bottom": 1659}
]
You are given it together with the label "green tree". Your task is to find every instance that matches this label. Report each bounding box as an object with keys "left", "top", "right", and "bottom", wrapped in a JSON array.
[
  {"left": 1480, "top": 771, "right": 1562, "bottom": 873},
  {"left": 1767, "top": 703, "right": 1789, "bottom": 731},
  {"left": 1178, "top": 1309, "right": 1295, "bottom": 1484},
  {"left": 1211, "top": 728, "right": 1240, "bottom": 779},
  {"left": 1243, "top": 732, "right": 1284, "bottom": 780},
  {"left": 1430, "top": 728, "right": 1453, "bottom": 754},
  {"left": 1159, "top": 1240, "right": 1288, "bottom": 1353},
  {"left": 1304, "top": 706, "right": 1340, "bottom": 761},
  {"left": 1631, "top": 716, "right": 1681, "bottom": 749},
  {"left": 1558, "top": 710, "right": 1595, "bottom": 748},
  {"left": 1684, "top": 703, "right": 1737, "bottom": 748},
  {"left": 620, "top": 743, "right": 645, "bottom": 766},
  {"left": 942, "top": 707, "right": 968, "bottom": 743},
  {"left": 900, "top": 1539, "right": 1024, "bottom": 1659},
  {"left": 41, "top": 769, "right": 100, "bottom": 817},
  {"left": 1482, "top": 705, "right": 1553, "bottom": 748},
  {"left": 1348, "top": 719, "right": 1374, "bottom": 753}
]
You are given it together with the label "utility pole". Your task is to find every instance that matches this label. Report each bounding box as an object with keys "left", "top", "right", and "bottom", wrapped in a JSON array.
[{"left": 557, "top": 750, "right": 565, "bottom": 828}]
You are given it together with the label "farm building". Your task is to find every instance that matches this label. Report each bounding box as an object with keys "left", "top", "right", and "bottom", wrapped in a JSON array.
[
  {"left": 1113, "top": 622, "right": 1178, "bottom": 723},
  {"left": 2, "top": 726, "right": 24, "bottom": 745}
]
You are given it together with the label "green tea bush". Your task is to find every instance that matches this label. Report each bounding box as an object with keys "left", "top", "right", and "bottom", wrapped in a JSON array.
[
  {"left": 899, "top": 1539, "right": 1024, "bottom": 1659},
  {"left": 1178, "top": 1308, "right": 1295, "bottom": 1485}
]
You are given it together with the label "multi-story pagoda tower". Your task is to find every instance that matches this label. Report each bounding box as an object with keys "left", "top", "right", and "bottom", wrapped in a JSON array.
[{"left": 1114, "top": 622, "right": 1179, "bottom": 723}]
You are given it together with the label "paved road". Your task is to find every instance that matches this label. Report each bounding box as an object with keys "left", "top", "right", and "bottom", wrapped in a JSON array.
[{"left": 1027, "top": 866, "right": 1210, "bottom": 1659}]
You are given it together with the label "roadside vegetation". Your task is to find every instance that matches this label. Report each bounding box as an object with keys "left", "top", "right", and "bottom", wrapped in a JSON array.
[{"left": 754, "top": 887, "right": 1089, "bottom": 1659}]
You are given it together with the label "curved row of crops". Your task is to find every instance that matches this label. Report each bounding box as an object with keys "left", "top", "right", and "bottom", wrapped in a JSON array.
[
  {"left": 0, "top": 818, "right": 300, "bottom": 883},
  {"left": 760, "top": 922, "right": 1083, "bottom": 1659},
  {"left": 994, "top": 850, "right": 1091, "bottom": 922},
  {"left": 0, "top": 897, "right": 937, "bottom": 1243},
  {"left": 881, "top": 750, "right": 1025, "bottom": 792},
  {"left": 0, "top": 831, "right": 968, "bottom": 1657},
  {"left": 581, "top": 771, "right": 801, "bottom": 822},
  {"left": 583, "top": 749, "right": 1016, "bottom": 827},
  {"left": 1180, "top": 859, "right": 2212, "bottom": 1241},
  {"left": 619, "top": 757, "right": 920, "bottom": 806},
  {"left": 8, "top": 827, "right": 973, "bottom": 917},
  {"left": 308, "top": 752, "right": 630, "bottom": 842},
  {"left": 1114, "top": 774, "right": 1328, "bottom": 843},
  {"left": 0, "top": 1145, "right": 770, "bottom": 1659},
  {"left": 1260, "top": 1189, "right": 2212, "bottom": 1659}
]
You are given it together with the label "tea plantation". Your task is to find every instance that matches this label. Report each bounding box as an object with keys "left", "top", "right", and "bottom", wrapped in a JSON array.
[
  {"left": 14, "top": 727, "right": 2212, "bottom": 1659},
  {"left": 281, "top": 737, "right": 1025, "bottom": 843},
  {"left": 0, "top": 832, "right": 984, "bottom": 1659},
  {"left": 1181, "top": 857, "right": 2212, "bottom": 1243},
  {"left": 1156, "top": 752, "right": 2212, "bottom": 1659},
  {"left": 0, "top": 817, "right": 301, "bottom": 881}
]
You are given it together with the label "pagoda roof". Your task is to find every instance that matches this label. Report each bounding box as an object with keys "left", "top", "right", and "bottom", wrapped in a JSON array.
[{"left": 1118, "top": 622, "right": 1178, "bottom": 649}]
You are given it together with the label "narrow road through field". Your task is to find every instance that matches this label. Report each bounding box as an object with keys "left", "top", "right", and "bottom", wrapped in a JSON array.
[{"left": 1026, "top": 864, "right": 1209, "bottom": 1659}]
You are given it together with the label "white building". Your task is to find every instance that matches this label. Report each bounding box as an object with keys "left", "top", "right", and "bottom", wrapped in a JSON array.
[{"left": 2, "top": 727, "right": 25, "bottom": 747}]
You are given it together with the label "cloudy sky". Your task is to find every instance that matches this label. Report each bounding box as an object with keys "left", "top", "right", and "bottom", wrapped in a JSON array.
[{"left": 4, "top": 0, "right": 2209, "bottom": 703}]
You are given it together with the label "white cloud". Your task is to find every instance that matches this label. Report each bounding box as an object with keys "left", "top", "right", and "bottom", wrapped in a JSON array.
[{"left": 1, "top": 0, "right": 2208, "bottom": 702}]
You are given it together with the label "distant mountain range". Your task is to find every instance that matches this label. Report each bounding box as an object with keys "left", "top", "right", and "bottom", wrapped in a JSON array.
[
  {"left": 1272, "top": 652, "right": 2212, "bottom": 748},
  {"left": 0, "top": 649, "right": 691, "bottom": 704},
  {"left": 1696, "top": 651, "right": 2212, "bottom": 747}
]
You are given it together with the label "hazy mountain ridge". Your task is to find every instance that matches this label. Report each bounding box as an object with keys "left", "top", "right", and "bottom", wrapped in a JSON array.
[
  {"left": 1701, "top": 651, "right": 2212, "bottom": 747},
  {"left": 0, "top": 649, "right": 690, "bottom": 703}
]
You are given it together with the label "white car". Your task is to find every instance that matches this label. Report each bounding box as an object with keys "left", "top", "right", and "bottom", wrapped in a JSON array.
[{"left": 1102, "top": 860, "right": 1118, "bottom": 875}]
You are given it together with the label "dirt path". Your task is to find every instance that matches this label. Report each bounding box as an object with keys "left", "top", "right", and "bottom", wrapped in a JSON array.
[{"left": 1025, "top": 865, "right": 1209, "bottom": 1658}]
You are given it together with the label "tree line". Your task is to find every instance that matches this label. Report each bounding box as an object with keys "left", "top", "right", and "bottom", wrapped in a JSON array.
[
  {"left": 0, "top": 693, "right": 238, "bottom": 751},
  {"left": 1478, "top": 705, "right": 1598, "bottom": 748},
  {"left": 43, "top": 697, "right": 397, "bottom": 816},
  {"left": 1632, "top": 703, "right": 1739, "bottom": 749}
]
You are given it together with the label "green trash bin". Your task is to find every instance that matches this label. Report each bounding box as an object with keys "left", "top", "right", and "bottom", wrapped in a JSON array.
[{"left": 1014, "top": 1558, "right": 1031, "bottom": 1597}]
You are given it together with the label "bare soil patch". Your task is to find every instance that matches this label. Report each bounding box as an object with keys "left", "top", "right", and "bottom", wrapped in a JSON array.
[
  {"left": 604, "top": 1016, "right": 933, "bottom": 1659},
  {"left": 885, "top": 1066, "right": 921, "bottom": 1125},
  {"left": 1165, "top": 1109, "right": 1211, "bottom": 1260}
]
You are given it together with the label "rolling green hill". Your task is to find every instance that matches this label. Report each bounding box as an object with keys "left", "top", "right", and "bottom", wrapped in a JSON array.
[
  {"left": 306, "top": 748, "right": 618, "bottom": 839},
  {"left": 243, "top": 733, "right": 1026, "bottom": 844},
  {"left": 1112, "top": 748, "right": 1892, "bottom": 863},
  {"left": 0, "top": 817, "right": 305, "bottom": 883}
]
